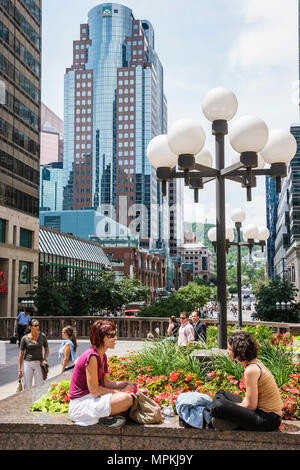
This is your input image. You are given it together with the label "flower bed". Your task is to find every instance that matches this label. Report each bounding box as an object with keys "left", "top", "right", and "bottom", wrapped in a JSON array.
[{"left": 29, "top": 328, "right": 300, "bottom": 421}]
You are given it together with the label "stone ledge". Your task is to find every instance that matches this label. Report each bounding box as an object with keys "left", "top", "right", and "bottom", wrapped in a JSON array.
[{"left": 0, "top": 373, "right": 299, "bottom": 451}]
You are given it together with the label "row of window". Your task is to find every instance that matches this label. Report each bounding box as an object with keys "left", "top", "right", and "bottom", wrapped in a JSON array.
[
  {"left": 20, "top": 0, "right": 41, "bottom": 23},
  {"left": 0, "top": 0, "right": 41, "bottom": 50},
  {"left": 76, "top": 81, "right": 92, "bottom": 88},
  {"left": 75, "top": 116, "right": 92, "bottom": 123},
  {"left": 118, "top": 70, "right": 135, "bottom": 76},
  {"left": 0, "top": 148, "right": 39, "bottom": 185},
  {"left": 75, "top": 143, "right": 92, "bottom": 150},
  {"left": 0, "top": 182, "right": 39, "bottom": 216},
  {"left": 75, "top": 90, "right": 92, "bottom": 97},
  {"left": 0, "top": 117, "right": 39, "bottom": 156},
  {"left": 0, "top": 52, "right": 40, "bottom": 102},
  {"left": 118, "top": 87, "right": 135, "bottom": 94},
  {"left": 4, "top": 89, "right": 39, "bottom": 131},
  {"left": 0, "top": 19, "right": 40, "bottom": 76}
]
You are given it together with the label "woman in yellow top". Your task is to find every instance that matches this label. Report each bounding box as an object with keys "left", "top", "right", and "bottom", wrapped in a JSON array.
[{"left": 211, "top": 331, "right": 283, "bottom": 431}]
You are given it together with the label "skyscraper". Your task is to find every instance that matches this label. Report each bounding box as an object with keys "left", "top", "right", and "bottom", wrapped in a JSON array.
[
  {"left": 40, "top": 103, "right": 63, "bottom": 165},
  {"left": 63, "top": 3, "right": 183, "bottom": 252},
  {"left": 265, "top": 176, "right": 279, "bottom": 278},
  {"left": 0, "top": 0, "right": 41, "bottom": 316}
]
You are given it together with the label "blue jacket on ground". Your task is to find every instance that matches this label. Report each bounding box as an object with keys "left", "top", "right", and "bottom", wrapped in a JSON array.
[{"left": 176, "top": 392, "right": 213, "bottom": 429}]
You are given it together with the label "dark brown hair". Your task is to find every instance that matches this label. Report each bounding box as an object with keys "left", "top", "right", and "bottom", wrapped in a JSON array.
[
  {"left": 228, "top": 331, "right": 259, "bottom": 362},
  {"left": 180, "top": 312, "right": 189, "bottom": 319},
  {"left": 63, "top": 325, "right": 78, "bottom": 351},
  {"left": 89, "top": 319, "right": 115, "bottom": 348},
  {"left": 170, "top": 315, "right": 178, "bottom": 324}
]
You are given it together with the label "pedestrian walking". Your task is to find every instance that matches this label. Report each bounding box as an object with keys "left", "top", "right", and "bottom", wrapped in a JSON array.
[
  {"left": 59, "top": 325, "right": 78, "bottom": 373},
  {"left": 191, "top": 311, "right": 207, "bottom": 342},
  {"left": 17, "top": 307, "right": 32, "bottom": 347},
  {"left": 177, "top": 312, "right": 195, "bottom": 346},
  {"left": 166, "top": 316, "right": 180, "bottom": 341},
  {"left": 18, "top": 319, "right": 49, "bottom": 390}
]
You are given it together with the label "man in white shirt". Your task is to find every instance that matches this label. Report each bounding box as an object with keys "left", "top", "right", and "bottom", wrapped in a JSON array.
[{"left": 177, "top": 312, "right": 195, "bottom": 346}]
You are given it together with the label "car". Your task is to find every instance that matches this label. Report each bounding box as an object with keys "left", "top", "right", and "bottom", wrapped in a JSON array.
[{"left": 123, "top": 309, "right": 140, "bottom": 317}]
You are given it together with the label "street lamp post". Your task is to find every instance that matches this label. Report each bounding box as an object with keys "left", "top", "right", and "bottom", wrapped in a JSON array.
[
  {"left": 209, "top": 210, "right": 270, "bottom": 329},
  {"left": 146, "top": 87, "right": 297, "bottom": 349}
]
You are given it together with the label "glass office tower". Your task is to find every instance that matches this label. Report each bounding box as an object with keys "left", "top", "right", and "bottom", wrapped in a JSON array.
[
  {"left": 63, "top": 3, "right": 183, "bottom": 251},
  {"left": 266, "top": 176, "right": 279, "bottom": 278},
  {"left": 0, "top": 0, "right": 41, "bottom": 316}
]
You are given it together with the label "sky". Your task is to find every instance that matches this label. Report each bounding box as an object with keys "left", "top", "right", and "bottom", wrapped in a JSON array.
[{"left": 42, "top": 0, "right": 299, "bottom": 229}]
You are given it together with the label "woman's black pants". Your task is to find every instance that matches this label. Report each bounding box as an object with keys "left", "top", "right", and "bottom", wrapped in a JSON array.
[{"left": 210, "top": 389, "right": 281, "bottom": 431}]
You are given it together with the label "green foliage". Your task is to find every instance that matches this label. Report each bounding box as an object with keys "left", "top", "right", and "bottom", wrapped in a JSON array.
[
  {"left": 30, "top": 381, "right": 70, "bottom": 414},
  {"left": 63, "top": 272, "right": 97, "bottom": 316},
  {"left": 139, "top": 294, "right": 189, "bottom": 318},
  {"left": 258, "top": 341, "right": 295, "bottom": 387},
  {"left": 126, "top": 340, "right": 210, "bottom": 381},
  {"left": 28, "top": 272, "right": 151, "bottom": 316},
  {"left": 252, "top": 276, "right": 300, "bottom": 322},
  {"left": 27, "top": 276, "right": 70, "bottom": 316},
  {"left": 174, "top": 283, "right": 211, "bottom": 311}
]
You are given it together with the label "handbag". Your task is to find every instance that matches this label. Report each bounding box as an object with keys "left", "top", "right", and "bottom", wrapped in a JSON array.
[
  {"left": 16, "top": 379, "right": 23, "bottom": 393},
  {"left": 129, "top": 390, "right": 163, "bottom": 424},
  {"left": 10, "top": 335, "right": 18, "bottom": 344}
]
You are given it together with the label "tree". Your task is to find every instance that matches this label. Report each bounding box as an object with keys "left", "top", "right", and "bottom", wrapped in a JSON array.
[
  {"left": 27, "top": 276, "right": 70, "bottom": 316},
  {"left": 252, "top": 276, "right": 300, "bottom": 322},
  {"left": 139, "top": 294, "right": 189, "bottom": 318},
  {"left": 63, "top": 272, "right": 96, "bottom": 316},
  {"left": 118, "top": 277, "right": 150, "bottom": 305},
  {"left": 174, "top": 283, "right": 211, "bottom": 311}
]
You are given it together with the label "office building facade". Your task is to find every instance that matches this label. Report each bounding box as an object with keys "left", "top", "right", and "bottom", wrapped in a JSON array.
[
  {"left": 40, "top": 162, "right": 63, "bottom": 211},
  {"left": 0, "top": 0, "right": 41, "bottom": 316},
  {"left": 63, "top": 3, "right": 183, "bottom": 252},
  {"left": 265, "top": 176, "right": 279, "bottom": 278},
  {"left": 40, "top": 102, "right": 63, "bottom": 165}
]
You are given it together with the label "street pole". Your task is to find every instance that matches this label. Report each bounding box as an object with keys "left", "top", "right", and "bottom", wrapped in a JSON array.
[
  {"left": 236, "top": 222, "right": 243, "bottom": 328},
  {"left": 213, "top": 120, "right": 228, "bottom": 349}
]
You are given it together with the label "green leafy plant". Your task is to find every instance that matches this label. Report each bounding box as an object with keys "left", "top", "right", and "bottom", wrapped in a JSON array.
[{"left": 30, "top": 381, "right": 70, "bottom": 414}]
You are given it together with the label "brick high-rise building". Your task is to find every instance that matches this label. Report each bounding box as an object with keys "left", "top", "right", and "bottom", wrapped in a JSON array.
[
  {"left": 63, "top": 3, "right": 183, "bottom": 253},
  {"left": 0, "top": 0, "right": 41, "bottom": 316}
]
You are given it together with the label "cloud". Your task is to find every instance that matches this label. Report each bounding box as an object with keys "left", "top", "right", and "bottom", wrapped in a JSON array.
[{"left": 229, "top": 0, "right": 297, "bottom": 72}]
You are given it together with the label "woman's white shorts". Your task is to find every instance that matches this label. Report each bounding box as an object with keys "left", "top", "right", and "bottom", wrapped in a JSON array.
[{"left": 68, "top": 393, "right": 112, "bottom": 426}]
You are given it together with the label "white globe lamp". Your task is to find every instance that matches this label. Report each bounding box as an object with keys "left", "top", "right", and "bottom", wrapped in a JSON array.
[
  {"left": 167, "top": 119, "right": 206, "bottom": 156},
  {"left": 146, "top": 135, "right": 178, "bottom": 169},
  {"left": 202, "top": 87, "right": 238, "bottom": 122},
  {"left": 229, "top": 115, "right": 269, "bottom": 153},
  {"left": 208, "top": 227, "right": 217, "bottom": 242},
  {"left": 231, "top": 208, "right": 246, "bottom": 224},
  {"left": 243, "top": 224, "right": 259, "bottom": 242},
  {"left": 195, "top": 148, "right": 213, "bottom": 168},
  {"left": 257, "top": 226, "right": 270, "bottom": 241},
  {"left": 226, "top": 226, "right": 234, "bottom": 242},
  {"left": 260, "top": 129, "right": 297, "bottom": 164}
]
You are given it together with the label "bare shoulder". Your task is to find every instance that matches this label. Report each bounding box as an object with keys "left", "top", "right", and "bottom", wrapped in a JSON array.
[{"left": 244, "top": 363, "right": 261, "bottom": 378}]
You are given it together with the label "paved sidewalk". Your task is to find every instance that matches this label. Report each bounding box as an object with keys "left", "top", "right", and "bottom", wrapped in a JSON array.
[{"left": 0, "top": 339, "right": 146, "bottom": 401}]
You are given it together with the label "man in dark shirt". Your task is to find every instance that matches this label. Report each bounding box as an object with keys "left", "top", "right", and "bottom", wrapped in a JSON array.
[{"left": 191, "top": 311, "right": 207, "bottom": 343}]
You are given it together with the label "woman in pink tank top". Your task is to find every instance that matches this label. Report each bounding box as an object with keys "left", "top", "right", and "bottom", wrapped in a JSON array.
[{"left": 68, "top": 319, "right": 137, "bottom": 427}]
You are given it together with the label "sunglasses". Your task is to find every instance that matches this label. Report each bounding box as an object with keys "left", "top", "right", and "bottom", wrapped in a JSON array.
[
  {"left": 106, "top": 331, "right": 117, "bottom": 338},
  {"left": 32, "top": 324, "right": 39, "bottom": 327}
]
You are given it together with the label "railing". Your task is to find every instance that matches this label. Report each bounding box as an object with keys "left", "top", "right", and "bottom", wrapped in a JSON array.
[{"left": 0, "top": 317, "right": 300, "bottom": 340}]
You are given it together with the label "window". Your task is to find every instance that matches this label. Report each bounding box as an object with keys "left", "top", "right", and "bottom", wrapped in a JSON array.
[
  {"left": 0, "top": 219, "right": 6, "bottom": 243},
  {"left": 19, "top": 261, "right": 31, "bottom": 284},
  {"left": 20, "top": 228, "right": 32, "bottom": 248}
]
